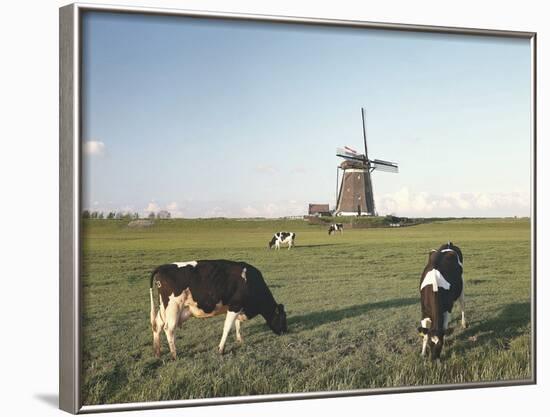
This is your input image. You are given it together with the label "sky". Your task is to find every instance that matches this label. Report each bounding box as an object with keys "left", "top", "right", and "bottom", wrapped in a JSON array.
[{"left": 81, "top": 12, "right": 532, "bottom": 218}]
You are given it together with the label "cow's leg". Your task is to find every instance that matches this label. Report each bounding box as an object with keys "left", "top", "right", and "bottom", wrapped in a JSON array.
[
  {"left": 421, "top": 334, "right": 429, "bottom": 357},
  {"left": 153, "top": 311, "right": 164, "bottom": 358},
  {"left": 235, "top": 319, "right": 243, "bottom": 343},
  {"left": 443, "top": 311, "right": 451, "bottom": 334},
  {"left": 163, "top": 302, "right": 179, "bottom": 360},
  {"left": 443, "top": 311, "right": 449, "bottom": 330},
  {"left": 420, "top": 318, "right": 431, "bottom": 357},
  {"left": 218, "top": 311, "right": 238, "bottom": 354},
  {"left": 458, "top": 289, "right": 467, "bottom": 328}
]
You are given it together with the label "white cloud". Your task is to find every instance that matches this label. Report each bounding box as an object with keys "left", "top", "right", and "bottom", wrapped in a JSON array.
[
  {"left": 166, "top": 202, "right": 184, "bottom": 218},
  {"left": 87, "top": 191, "right": 529, "bottom": 220},
  {"left": 145, "top": 201, "right": 160, "bottom": 213},
  {"left": 238, "top": 200, "right": 306, "bottom": 218},
  {"left": 476, "top": 193, "right": 493, "bottom": 209},
  {"left": 205, "top": 206, "right": 228, "bottom": 217},
  {"left": 143, "top": 201, "right": 185, "bottom": 217},
  {"left": 83, "top": 140, "right": 105, "bottom": 156},
  {"left": 377, "top": 187, "right": 530, "bottom": 217},
  {"left": 119, "top": 205, "right": 135, "bottom": 213},
  {"left": 255, "top": 164, "right": 277, "bottom": 174},
  {"left": 242, "top": 205, "right": 260, "bottom": 217},
  {"left": 170, "top": 199, "right": 309, "bottom": 219}
]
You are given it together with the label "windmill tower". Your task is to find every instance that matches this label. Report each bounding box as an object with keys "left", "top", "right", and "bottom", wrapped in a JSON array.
[{"left": 335, "top": 108, "right": 398, "bottom": 216}]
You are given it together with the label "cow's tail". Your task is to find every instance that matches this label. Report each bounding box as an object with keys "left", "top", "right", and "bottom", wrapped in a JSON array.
[{"left": 149, "top": 268, "right": 158, "bottom": 332}]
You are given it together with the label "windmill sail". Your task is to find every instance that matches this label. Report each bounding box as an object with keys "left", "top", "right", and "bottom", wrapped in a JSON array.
[
  {"left": 336, "top": 147, "right": 365, "bottom": 161},
  {"left": 361, "top": 107, "right": 369, "bottom": 160},
  {"left": 371, "top": 159, "right": 399, "bottom": 173}
]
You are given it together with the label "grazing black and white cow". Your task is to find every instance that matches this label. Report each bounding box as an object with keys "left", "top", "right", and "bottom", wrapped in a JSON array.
[
  {"left": 328, "top": 223, "right": 344, "bottom": 235},
  {"left": 268, "top": 232, "right": 296, "bottom": 250},
  {"left": 149, "top": 260, "right": 287, "bottom": 359},
  {"left": 418, "top": 242, "right": 466, "bottom": 360}
]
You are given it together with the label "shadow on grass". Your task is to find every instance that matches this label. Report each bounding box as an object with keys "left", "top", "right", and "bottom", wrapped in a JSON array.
[
  {"left": 468, "top": 278, "right": 489, "bottom": 286},
  {"left": 455, "top": 301, "right": 531, "bottom": 351},
  {"left": 286, "top": 297, "right": 418, "bottom": 333},
  {"left": 292, "top": 244, "right": 336, "bottom": 249}
]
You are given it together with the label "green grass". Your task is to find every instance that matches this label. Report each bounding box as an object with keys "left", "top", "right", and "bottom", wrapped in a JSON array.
[{"left": 81, "top": 217, "right": 532, "bottom": 405}]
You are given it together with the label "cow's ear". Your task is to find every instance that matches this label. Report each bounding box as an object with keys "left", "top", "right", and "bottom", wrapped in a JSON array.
[{"left": 278, "top": 303, "right": 285, "bottom": 312}]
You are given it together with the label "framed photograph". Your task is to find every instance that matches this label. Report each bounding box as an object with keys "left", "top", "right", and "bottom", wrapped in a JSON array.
[{"left": 59, "top": 2, "right": 536, "bottom": 413}]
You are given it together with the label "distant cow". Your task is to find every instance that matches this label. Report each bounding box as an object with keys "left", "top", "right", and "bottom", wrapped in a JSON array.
[
  {"left": 418, "top": 242, "right": 466, "bottom": 360},
  {"left": 328, "top": 223, "right": 344, "bottom": 235},
  {"left": 268, "top": 232, "right": 296, "bottom": 250},
  {"left": 149, "top": 260, "right": 287, "bottom": 359}
]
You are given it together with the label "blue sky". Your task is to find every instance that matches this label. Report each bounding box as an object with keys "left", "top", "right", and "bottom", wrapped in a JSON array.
[{"left": 82, "top": 12, "right": 532, "bottom": 218}]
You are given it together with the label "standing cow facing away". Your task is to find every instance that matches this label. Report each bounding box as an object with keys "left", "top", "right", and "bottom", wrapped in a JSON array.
[
  {"left": 328, "top": 223, "right": 344, "bottom": 235},
  {"left": 268, "top": 232, "right": 296, "bottom": 250},
  {"left": 149, "top": 260, "right": 287, "bottom": 359},
  {"left": 418, "top": 242, "right": 466, "bottom": 360}
]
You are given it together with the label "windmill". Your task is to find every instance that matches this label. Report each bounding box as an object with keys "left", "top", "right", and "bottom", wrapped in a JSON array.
[{"left": 335, "top": 108, "right": 398, "bottom": 216}]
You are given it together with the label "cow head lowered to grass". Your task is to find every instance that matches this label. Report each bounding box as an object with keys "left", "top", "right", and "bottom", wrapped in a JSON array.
[
  {"left": 268, "top": 232, "right": 296, "bottom": 250},
  {"left": 149, "top": 260, "right": 287, "bottom": 359},
  {"left": 328, "top": 223, "right": 344, "bottom": 235},
  {"left": 418, "top": 242, "right": 466, "bottom": 360}
]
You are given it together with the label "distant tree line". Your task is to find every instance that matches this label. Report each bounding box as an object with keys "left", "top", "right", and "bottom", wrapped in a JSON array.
[
  {"left": 82, "top": 210, "right": 139, "bottom": 220},
  {"left": 148, "top": 210, "right": 171, "bottom": 219},
  {"left": 383, "top": 214, "right": 415, "bottom": 225},
  {"left": 82, "top": 210, "right": 172, "bottom": 219}
]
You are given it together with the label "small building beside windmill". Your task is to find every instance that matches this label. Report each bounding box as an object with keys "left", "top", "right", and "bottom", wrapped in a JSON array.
[{"left": 308, "top": 203, "right": 331, "bottom": 217}]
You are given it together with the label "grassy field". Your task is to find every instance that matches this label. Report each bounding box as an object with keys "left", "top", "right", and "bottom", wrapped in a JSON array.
[{"left": 81, "top": 217, "right": 532, "bottom": 405}]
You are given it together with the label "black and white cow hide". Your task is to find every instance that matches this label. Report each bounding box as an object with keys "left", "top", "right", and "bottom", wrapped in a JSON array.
[
  {"left": 149, "top": 260, "right": 287, "bottom": 359},
  {"left": 328, "top": 223, "right": 344, "bottom": 235},
  {"left": 418, "top": 242, "right": 466, "bottom": 360},
  {"left": 268, "top": 232, "right": 296, "bottom": 250}
]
